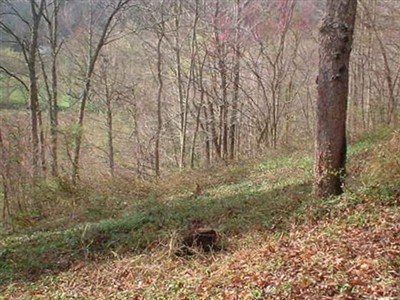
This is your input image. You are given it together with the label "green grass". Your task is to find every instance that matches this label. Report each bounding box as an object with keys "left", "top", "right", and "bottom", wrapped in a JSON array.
[
  {"left": 0, "top": 74, "right": 73, "bottom": 110},
  {"left": 0, "top": 145, "right": 314, "bottom": 284},
  {"left": 347, "top": 126, "right": 394, "bottom": 156},
  {"left": 0, "top": 176, "right": 312, "bottom": 282},
  {"left": 0, "top": 87, "right": 28, "bottom": 109}
]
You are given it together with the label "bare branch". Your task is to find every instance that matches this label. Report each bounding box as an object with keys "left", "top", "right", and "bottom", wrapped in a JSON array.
[{"left": 0, "top": 65, "right": 29, "bottom": 91}]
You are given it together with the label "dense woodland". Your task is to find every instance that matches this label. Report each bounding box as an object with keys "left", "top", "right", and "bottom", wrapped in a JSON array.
[
  {"left": 0, "top": 1, "right": 399, "bottom": 298},
  {"left": 1, "top": 1, "right": 398, "bottom": 186}
]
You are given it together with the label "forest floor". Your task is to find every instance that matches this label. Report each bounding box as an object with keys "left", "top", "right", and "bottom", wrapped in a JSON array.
[{"left": 1, "top": 128, "right": 400, "bottom": 299}]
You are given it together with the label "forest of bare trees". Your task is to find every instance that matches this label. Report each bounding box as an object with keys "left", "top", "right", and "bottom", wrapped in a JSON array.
[
  {"left": 0, "top": 0, "right": 399, "bottom": 218},
  {"left": 2, "top": 1, "right": 400, "bottom": 298}
]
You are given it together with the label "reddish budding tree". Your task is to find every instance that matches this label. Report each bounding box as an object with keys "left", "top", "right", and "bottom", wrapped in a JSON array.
[{"left": 314, "top": 0, "right": 358, "bottom": 198}]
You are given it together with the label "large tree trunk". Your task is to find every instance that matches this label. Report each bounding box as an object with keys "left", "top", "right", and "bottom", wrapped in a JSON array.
[{"left": 315, "top": 0, "right": 357, "bottom": 198}]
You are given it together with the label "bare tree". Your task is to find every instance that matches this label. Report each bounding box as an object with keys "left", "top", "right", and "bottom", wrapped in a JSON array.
[
  {"left": 0, "top": 0, "right": 45, "bottom": 177},
  {"left": 39, "top": 0, "right": 63, "bottom": 177},
  {"left": 154, "top": 19, "right": 166, "bottom": 177},
  {"left": 229, "top": 0, "right": 241, "bottom": 161},
  {"left": 359, "top": 0, "right": 398, "bottom": 126},
  {"left": 71, "top": 0, "right": 132, "bottom": 184}
]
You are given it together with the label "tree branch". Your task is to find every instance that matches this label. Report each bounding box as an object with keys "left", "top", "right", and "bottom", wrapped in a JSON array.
[{"left": 0, "top": 65, "right": 29, "bottom": 91}]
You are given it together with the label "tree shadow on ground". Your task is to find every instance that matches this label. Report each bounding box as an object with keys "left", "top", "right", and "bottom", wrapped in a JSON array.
[{"left": 0, "top": 180, "right": 313, "bottom": 287}]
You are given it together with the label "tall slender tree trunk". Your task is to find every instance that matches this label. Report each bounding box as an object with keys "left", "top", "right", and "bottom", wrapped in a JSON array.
[
  {"left": 219, "top": 64, "right": 229, "bottom": 161},
  {"left": 38, "top": 0, "right": 60, "bottom": 177},
  {"left": 207, "top": 96, "right": 221, "bottom": 160},
  {"left": 29, "top": 62, "right": 40, "bottom": 177},
  {"left": 173, "top": 0, "right": 187, "bottom": 169},
  {"left": 155, "top": 30, "right": 165, "bottom": 177},
  {"left": 189, "top": 0, "right": 202, "bottom": 169},
  {"left": 190, "top": 61, "right": 205, "bottom": 169},
  {"left": 213, "top": 1, "right": 228, "bottom": 161},
  {"left": 38, "top": 110, "right": 46, "bottom": 174},
  {"left": 315, "top": 0, "right": 357, "bottom": 198},
  {"left": 0, "top": 129, "right": 11, "bottom": 219},
  {"left": 28, "top": 0, "right": 45, "bottom": 177},
  {"left": 49, "top": 0, "right": 60, "bottom": 177},
  {"left": 106, "top": 97, "right": 115, "bottom": 177},
  {"left": 229, "top": 0, "right": 241, "bottom": 161},
  {"left": 72, "top": 80, "right": 90, "bottom": 184},
  {"left": 203, "top": 103, "right": 211, "bottom": 167}
]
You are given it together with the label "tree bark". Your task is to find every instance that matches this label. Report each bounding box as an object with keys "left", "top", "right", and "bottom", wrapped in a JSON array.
[
  {"left": 106, "top": 95, "right": 115, "bottom": 177},
  {"left": 49, "top": 0, "right": 61, "bottom": 177},
  {"left": 189, "top": 0, "right": 201, "bottom": 169},
  {"left": 0, "top": 129, "right": 11, "bottom": 219},
  {"left": 213, "top": 1, "right": 228, "bottom": 161},
  {"left": 229, "top": 0, "right": 241, "bottom": 161},
  {"left": 172, "top": 0, "right": 187, "bottom": 169},
  {"left": 155, "top": 30, "right": 165, "bottom": 177},
  {"left": 28, "top": 0, "right": 45, "bottom": 177},
  {"left": 315, "top": 0, "right": 357, "bottom": 198}
]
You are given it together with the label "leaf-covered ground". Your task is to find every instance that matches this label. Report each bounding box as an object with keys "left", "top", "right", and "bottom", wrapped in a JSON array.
[{"left": 1, "top": 129, "right": 400, "bottom": 299}]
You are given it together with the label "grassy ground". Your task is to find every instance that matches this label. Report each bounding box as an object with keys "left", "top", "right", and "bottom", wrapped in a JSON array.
[{"left": 1, "top": 128, "right": 399, "bottom": 299}]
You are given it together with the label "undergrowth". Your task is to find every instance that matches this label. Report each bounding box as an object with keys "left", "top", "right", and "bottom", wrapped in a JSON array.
[{"left": 1, "top": 128, "right": 399, "bottom": 299}]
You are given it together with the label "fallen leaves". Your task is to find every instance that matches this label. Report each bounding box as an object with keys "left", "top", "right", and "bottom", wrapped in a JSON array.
[{"left": 2, "top": 192, "right": 400, "bottom": 299}]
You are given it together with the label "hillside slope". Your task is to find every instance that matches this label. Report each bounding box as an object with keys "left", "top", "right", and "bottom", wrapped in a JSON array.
[{"left": 1, "top": 129, "right": 399, "bottom": 299}]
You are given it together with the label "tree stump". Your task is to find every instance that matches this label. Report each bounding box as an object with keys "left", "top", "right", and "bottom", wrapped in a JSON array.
[
  {"left": 177, "top": 220, "right": 219, "bottom": 256},
  {"left": 183, "top": 228, "right": 218, "bottom": 252}
]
